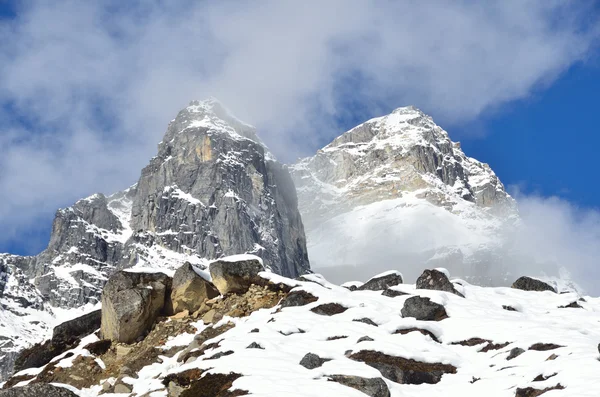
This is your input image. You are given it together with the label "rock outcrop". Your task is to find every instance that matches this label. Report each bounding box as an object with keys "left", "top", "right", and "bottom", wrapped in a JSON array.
[
  {"left": 357, "top": 271, "right": 403, "bottom": 291},
  {"left": 209, "top": 256, "right": 265, "bottom": 295},
  {"left": 171, "top": 263, "right": 219, "bottom": 314},
  {"left": 416, "top": 269, "right": 464, "bottom": 297},
  {"left": 100, "top": 271, "right": 172, "bottom": 343},
  {"left": 327, "top": 375, "right": 390, "bottom": 397},
  {"left": 401, "top": 296, "right": 448, "bottom": 321},
  {"left": 512, "top": 277, "right": 556, "bottom": 293},
  {"left": 0, "top": 384, "right": 79, "bottom": 397}
]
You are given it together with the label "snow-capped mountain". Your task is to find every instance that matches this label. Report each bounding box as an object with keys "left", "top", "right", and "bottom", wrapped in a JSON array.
[
  {"left": 291, "top": 106, "right": 519, "bottom": 285},
  {"left": 0, "top": 98, "right": 309, "bottom": 380}
]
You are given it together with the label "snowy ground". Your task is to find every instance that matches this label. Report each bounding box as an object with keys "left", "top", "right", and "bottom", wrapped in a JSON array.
[{"left": 8, "top": 269, "right": 600, "bottom": 396}]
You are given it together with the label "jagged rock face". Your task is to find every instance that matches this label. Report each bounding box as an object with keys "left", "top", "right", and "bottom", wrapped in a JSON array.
[
  {"left": 0, "top": 99, "right": 310, "bottom": 380},
  {"left": 127, "top": 100, "right": 309, "bottom": 277},
  {"left": 290, "top": 106, "right": 518, "bottom": 284}
]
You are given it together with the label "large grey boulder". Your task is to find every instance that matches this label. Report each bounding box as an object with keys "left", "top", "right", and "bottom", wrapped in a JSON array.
[
  {"left": 401, "top": 296, "right": 448, "bottom": 321},
  {"left": 0, "top": 384, "right": 79, "bottom": 397},
  {"left": 416, "top": 269, "right": 464, "bottom": 297},
  {"left": 511, "top": 276, "right": 556, "bottom": 293},
  {"left": 101, "top": 271, "right": 172, "bottom": 343},
  {"left": 209, "top": 256, "right": 265, "bottom": 295},
  {"left": 357, "top": 271, "right": 403, "bottom": 291},
  {"left": 171, "top": 262, "right": 219, "bottom": 314},
  {"left": 53, "top": 309, "right": 102, "bottom": 347},
  {"left": 327, "top": 375, "right": 390, "bottom": 397}
]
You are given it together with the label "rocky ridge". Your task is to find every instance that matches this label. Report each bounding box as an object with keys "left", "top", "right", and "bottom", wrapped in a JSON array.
[{"left": 0, "top": 98, "right": 310, "bottom": 380}]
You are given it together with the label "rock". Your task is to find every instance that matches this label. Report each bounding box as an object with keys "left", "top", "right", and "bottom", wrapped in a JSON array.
[
  {"left": 393, "top": 328, "right": 440, "bottom": 343},
  {"left": 327, "top": 375, "right": 390, "bottom": 397},
  {"left": 546, "top": 354, "right": 559, "bottom": 361},
  {"left": 558, "top": 301, "right": 582, "bottom": 309},
  {"left": 401, "top": 296, "right": 448, "bottom": 321},
  {"left": 171, "top": 262, "right": 219, "bottom": 314},
  {"left": 528, "top": 343, "right": 563, "bottom": 351},
  {"left": 83, "top": 339, "right": 112, "bottom": 356},
  {"left": 416, "top": 269, "right": 463, "bottom": 297},
  {"left": 179, "top": 372, "right": 247, "bottom": 397},
  {"left": 511, "top": 277, "right": 556, "bottom": 293},
  {"left": 100, "top": 271, "right": 172, "bottom": 343},
  {"left": 357, "top": 272, "right": 403, "bottom": 291},
  {"left": 532, "top": 373, "right": 557, "bottom": 382},
  {"left": 279, "top": 290, "right": 318, "bottom": 308},
  {"left": 13, "top": 340, "right": 61, "bottom": 375},
  {"left": 202, "top": 309, "right": 223, "bottom": 325},
  {"left": 507, "top": 348, "right": 525, "bottom": 360},
  {"left": 349, "top": 350, "right": 457, "bottom": 385},
  {"left": 0, "top": 384, "right": 79, "bottom": 397},
  {"left": 503, "top": 305, "right": 518, "bottom": 312},
  {"left": 114, "top": 383, "right": 132, "bottom": 394},
  {"left": 353, "top": 318, "right": 378, "bottom": 326},
  {"left": 381, "top": 289, "right": 408, "bottom": 298},
  {"left": 52, "top": 309, "right": 102, "bottom": 347},
  {"left": 597, "top": 343, "right": 600, "bottom": 354},
  {"left": 357, "top": 336, "right": 375, "bottom": 343},
  {"left": 116, "top": 344, "right": 133, "bottom": 358},
  {"left": 310, "top": 303, "right": 348, "bottom": 316},
  {"left": 299, "top": 353, "right": 331, "bottom": 369},
  {"left": 209, "top": 257, "right": 265, "bottom": 295},
  {"left": 514, "top": 384, "right": 564, "bottom": 397},
  {"left": 246, "top": 342, "right": 263, "bottom": 349}
]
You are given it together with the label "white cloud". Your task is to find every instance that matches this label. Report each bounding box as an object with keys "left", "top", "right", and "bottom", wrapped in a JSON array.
[{"left": 0, "top": 1, "right": 598, "bottom": 252}]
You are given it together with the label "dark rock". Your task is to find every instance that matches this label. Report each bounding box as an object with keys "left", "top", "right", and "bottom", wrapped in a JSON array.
[
  {"left": 280, "top": 290, "right": 318, "bottom": 308},
  {"left": 503, "top": 305, "right": 518, "bottom": 312},
  {"left": 83, "top": 339, "right": 112, "bottom": 356},
  {"left": 528, "top": 343, "right": 563, "bottom": 351},
  {"left": 532, "top": 373, "right": 557, "bottom": 382},
  {"left": 326, "top": 336, "right": 348, "bottom": 341},
  {"left": 162, "top": 368, "right": 204, "bottom": 388},
  {"left": 480, "top": 342, "right": 510, "bottom": 352},
  {"left": 416, "top": 269, "right": 463, "bottom": 297},
  {"left": 0, "top": 384, "right": 79, "bottom": 397},
  {"left": 381, "top": 288, "right": 408, "bottom": 298},
  {"left": 100, "top": 271, "right": 172, "bottom": 343},
  {"left": 393, "top": 328, "right": 440, "bottom": 343},
  {"left": 401, "top": 296, "right": 448, "bottom": 321},
  {"left": 357, "top": 272, "right": 403, "bottom": 291},
  {"left": 514, "top": 384, "right": 564, "bottom": 397},
  {"left": 511, "top": 277, "right": 556, "bottom": 293},
  {"left": 246, "top": 342, "right": 263, "bottom": 349},
  {"left": 357, "top": 336, "right": 375, "bottom": 343},
  {"left": 205, "top": 350, "right": 234, "bottom": 360},
  {"left": 558, "top": 301, "right": 582, "bottom": 309},
  {"left": 171, "top": 262, "right": 219, "bottom": 314},
  {"left": 353, "top": 318, "right": 378, "bottom": 326},
  {"left": 349, "top": 350, "right": 457, "bottom": 385},
  {"left": 507, "top": 348, "right": 525, "bottom": 360},
  {"left": 13, "top": 340, "right": 61, "bottom": 375},
  {"left": 180, "top": 372, "right": 248, "bottom": 397},
  {"left": 310, "top": 303, "right": 348, "bottom": 316},
  {"left": 53, "top": 309, "right": 102, "bottom": 347},
  {"left": 327, "top": 375, "right": 390, "bottom": 397},
  {"left": 299, "top": 353, "right": 331, "bottom": 369},
  {"left": 250, "top": 328, "right": 259, "bottom": 333},
  {"left": 209, "top": 257, "right": 265, "bottom": 295}
]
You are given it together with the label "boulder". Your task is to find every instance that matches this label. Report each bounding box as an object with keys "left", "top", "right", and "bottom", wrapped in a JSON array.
[
  {"left": 327, "top": 375, "right": 390, "bottom": 397},
  {"left": 507, "top": 347, "right": 525, "bottom": 360},
  {"left": 511, "top": 277, "right": 556, "bottom": 293},
  {"left": 349, "top": 350, "right": 457, "bottom": 385},
  {"left": 53, "top": 309, "right": 102, "bottom": 347},
  {"left": 280, "top": 290, "right": 318, "bottom": 308},
  {"left": 0, "top": 384, "right": 79, "bottom": 397},
  {"left": 100, "top": 271, "right": 172, "bottom": 343},
  {"left": 299, "top": 353, "right": 331, "bottom": 369},
  {"left": 171, "top": 262, "right": 219, "bottom": 314},
  {"left": 209, "top": 256, "right": 265, "bottom": 295},
  {"left": 357, "top": 272, "right": 403, "bottom": 291},
  {"left": 416, "top": 269, "right": 463, "bottom": 297},
  {"left": 401, "top": 296, "right": 448, "bottom": 321},
  {"left": 514, "top": 384, "right": 564, "bottom": 397}
]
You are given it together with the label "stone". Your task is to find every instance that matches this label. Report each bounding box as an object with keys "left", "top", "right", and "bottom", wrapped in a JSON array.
[
  {"left": 0, "top": 384, "right": 79, "bottom": 397},
  {"left": 327, "top": 375, "right": 390, "bottom": 397},
  {"left": 279, "top": 290, "right": 318, "bottom": 308},
  {"left": 416, "top": 269, "right": 463, "bottom": 297},
  {"left": 511, "top": 277, "right": 556, "bottom": 293},
  {"left": 353, "top": 318, "right": 378, "bottom": 326},
  {"left": 401, "top": 296, "right": 448, "bottom": 321},
  {"left": 349, "top": 350, "right": 457, "bottom": 385},
  {"left": 100, "top": 271, "right": 172, "bottom": 343},
  {"left": 52, "top": 309, "right": 102, "bottom": 347},
  {"left": 507, "top": 347, "right": 525, "bottom": 360},
  {"left": 393, "top": 328, "right": 440, "bottom": 343},
  {"left": 514, "top": 384, "right": 564, "bottom": 397},
  {"left": 528, "top": 343, "right": 563, "bottom": 351},
  {"left": 116, "top": 345, "right": 133, "bottom": 358},
  {"left": 310, "top": 303, "right": 348, "bottom": 316},
  {"left": 299, "top": 353, "right": 331, "bottom": 369},
  {"left": 246, "top": 342, "right": 264, "bottom": 349},
  {"left": 171, "top": 262, "right": 219, "bottom": 314},
  {"left": 209, "top": 257, "right": 265, "bottom": 295},
  {"left": 381, "top": 289, "right": 408, "bottom": 298},
  {"left": 179, "top": 372, "right": 247, "bottom": 397},
  {"left": 202, "top": 309, "right": 223, "bottom": 325},
  {"left": 114, "top": 383, "right": 132, "bottom": 394},
  {"left": 357, "top": 336, "right": 375, "bottom": 343},
  {"left": 357, "top": 272, "right": 403, "bottom": 291},
  {"left": 83, "top": 339, "right": 112, "bottom": 356}
]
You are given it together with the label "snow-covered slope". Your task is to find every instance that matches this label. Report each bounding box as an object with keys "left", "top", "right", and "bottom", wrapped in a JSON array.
[
  {"left": 291, "top": 106, "right": 519, "bottom": 284},
  {"left": 5, "top": 268, "right": 599, "bottom": 396}
]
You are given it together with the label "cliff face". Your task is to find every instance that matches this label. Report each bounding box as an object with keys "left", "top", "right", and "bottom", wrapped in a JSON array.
[
  {"left": 291, "top": 106, "right": 518, "bottom": 284},
  {"left": 0, "top": 99, "right": 310, "bottom": 380}
]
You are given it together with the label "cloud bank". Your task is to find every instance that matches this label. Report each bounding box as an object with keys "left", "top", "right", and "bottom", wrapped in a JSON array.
[{"left": 0, "top": 1, "right": 598, "bottom": 253}]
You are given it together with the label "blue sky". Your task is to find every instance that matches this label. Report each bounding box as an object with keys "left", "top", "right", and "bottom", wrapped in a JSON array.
[{"left": 0, "top": 1, "right": 599, "bottom": 257}]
